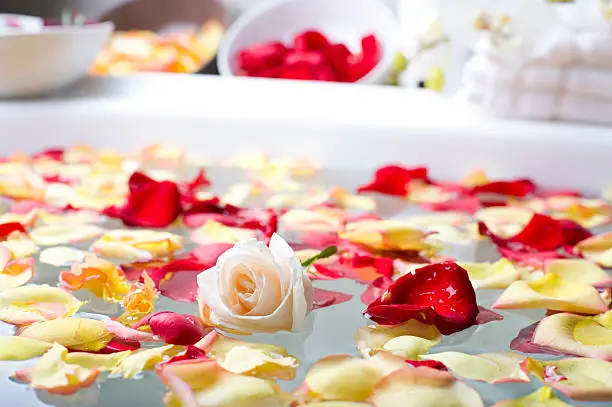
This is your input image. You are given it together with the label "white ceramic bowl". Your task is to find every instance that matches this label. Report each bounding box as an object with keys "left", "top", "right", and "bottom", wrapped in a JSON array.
[
  {"left": 217, "top": 0, "right": 399, "bottom": 84},
  {"left": 0, "top": 16, "right": 114, "bottom": 98}
]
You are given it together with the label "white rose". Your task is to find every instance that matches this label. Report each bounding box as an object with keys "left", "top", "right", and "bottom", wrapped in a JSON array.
[{"left": 196, "top": 233, "right": 313, "bottom": 333}]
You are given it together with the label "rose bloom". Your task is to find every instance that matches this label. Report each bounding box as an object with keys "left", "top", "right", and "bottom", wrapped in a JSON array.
[{"left": 197, "top": 234, "right": 313, "bottom": 333}]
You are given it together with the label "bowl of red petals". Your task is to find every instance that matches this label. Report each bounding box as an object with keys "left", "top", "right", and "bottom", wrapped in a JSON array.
[{"left": 217, "top": 0, "right": 398, "bottom": 83}]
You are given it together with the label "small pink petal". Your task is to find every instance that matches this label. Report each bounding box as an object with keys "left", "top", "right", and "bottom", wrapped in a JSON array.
[{"left": 312, "top": 288, "right": 353, "bottom": 310}]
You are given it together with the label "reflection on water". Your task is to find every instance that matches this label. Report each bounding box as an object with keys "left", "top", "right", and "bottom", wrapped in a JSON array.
[{"left": 0, "top": 166, "right": 610, "bottom": 407}]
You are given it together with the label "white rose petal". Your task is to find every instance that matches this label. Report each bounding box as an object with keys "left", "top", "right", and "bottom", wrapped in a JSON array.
[{"left": 197, "top": 233, "right": 313, "bottom": 334}]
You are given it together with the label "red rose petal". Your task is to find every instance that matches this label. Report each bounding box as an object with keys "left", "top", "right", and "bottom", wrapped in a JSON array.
[
  {"left": 89, "top": 338, "right": 141, "bottom": 354},
  {"left": 33, "top": 148, "right": 64, "bottom": 161},
  {"left": 146, "top": 258, "right": 213, "bottom": 303},
  {"left": 558, "top": 219, "right": 592, "bottom": 246},
  {"left": 326, "top": 43, "right": 353, "bottom": 82},
  {"left": 469, "top": 179, "right": 536, "bottom": 198},
  {"left": 0, "top": 222, "right": 26, "bottom": 240},
  {"left": 357, "top": 165, "right": 430, "bottom": 197},
  {"left": 164, "top": 345, "right": 208, "bottom": 364},
  {"left": 294, "top": 30, "right": 330, "bottom": 51},
  {"left": 133, "top": 311, "right": 207, "bottom": 345},
  {"left": 347, "top": 34, "right": 381, "bottom": 81},
  {"left": 312, "top": 288, "right": 353, "bottom": 310},
  {"left": 104, "top": 172, "right": 181, "bottom": 228},
  {"left": 238, "top": 42, "right": 287, "bottom": 74},
  {"left": 180, "top": 169, "right": 211, "bottom": 205},
  {"left": 361, "top": 276, "right": 393, "bottom": 306},
  {"left": 405, "top": 360, "right": 448, "bottom": 371},
  {"left": 364, "top": 262, "right": 479, "bottom": 335},
  {"left": 420, "top": 196, "right": 482, "bottom": 214}
]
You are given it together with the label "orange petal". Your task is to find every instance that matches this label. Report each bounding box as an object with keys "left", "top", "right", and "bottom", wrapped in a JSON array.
[
  {"left": 0, "top": 257, "right": 34, "bottom": 291},
  {"left": 190, "top": 220, "right": 258, "bottom": 245},
  {"left": 157, "top": 358, "right": 290, "bottom": 407},
  {"left": 532, "top": 311, "right": 612, "bottom": 360},
  {"left": 371, "top": 366, "right": 484, "bottom": 407},
  {"left": 575, "top": 232, "right": 612, "bottom": 267},
  {"left": 195, "top": 330, "right": 298, "bottom": 380},
  {"left": 493, "top": 273, "right": 607, "bottom": 314},
  {"left": 0, "top": 285, "right": 83, "bottom": 325},
  {"left": 355, "top": 320, "right": 441, "bottom": 359},
  {"left": 523, "top": 357, "right": 612, "bottom": 401},
  {"left": 118, "top": 272, "right": 158, "bottom": 325},
  {"left": 421, "top": 352, "right": 530, "bottom": 383},
  {"left": 544, "top": 259, "right": 612, "bottom": 287},
  {"left": 13, "top": 343, "right": 99, "bottom": 395},
  {"left": 459, "top": 259, "right": 522, "bottom": 289},
  {"left": 492, "top": 386, "right": 572, "bottom": 407},
  {"left": 0, "top": 336, "right": 52, "bottom": 360},
  {"left": 59, "top": 255, "right": 130, "bottom": 303},
  {"left": 92, "top": 229, "right": 183, "bottom": 261},
  {"left": 29, "top": 224, "right": 105, "bottom": 246},
  {"left": 19, "top": 317, "right": 113, "bottom": 351}
]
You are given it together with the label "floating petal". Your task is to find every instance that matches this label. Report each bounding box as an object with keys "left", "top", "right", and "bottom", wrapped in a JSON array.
[
  {"left": 92, "top": 229, "right": 183, "bottom": 261},
  {"left": 544, "top": 259, "right": 612, "bottom": 287},
  {"left": 575, "top": 232, "right": 612, "bottom": 268},
  {"left": 190, "top": 219, "right": 258, "bottom": 245},
  {"left": 355, "top": 320, "right": 441, "bottom": 359},
  {"left": 0, "top": 285, "right": 83, "bottom": 325},
  {"left": 0, "top": 256, "right": 34, "bottom": 291},
  {"left": 0, "top": 336, "right": 51, "bottom": 360},
  {"left": 39, "top": 246, "right": 87, "bottom": 266},
  {"left": 113, "top": 344, "right": 182, "bottom": 378},
  {"left": 459, "top": 259, "right": 522, "bottom": 289},
  {"left": 19, "top": 317, "right": 113, "bottom": 351},
  {"left": 421, "top": 352, "right": 530, "bottom": 383},
  {"left": 29, "top": 224, "right": 104, "bottom": 246},
  {"left": 492, "top": 386, "right": 573, "bottom": 407},
  {"left": 60, "top": 255, "right": 130, "bottom": 303}
]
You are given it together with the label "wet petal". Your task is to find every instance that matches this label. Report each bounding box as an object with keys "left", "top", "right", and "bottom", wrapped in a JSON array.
[
  {"left": 355, "top": 320, "right": 441, "bottom": 359},
  {"left": 0, "top": 336, "right": 51, "bottom": 360},
  {"left": 492, "top": 386, "right": 573, "bottom": 407},
  {"left": 29, "top": 224, "right": 105, "bottom": 246},
  {"left": 60, "top": 255, "right": 130, "bottom": 303},
  {"left": 65, "top": 350, "right": 132, "bottom": 370},
  {"left": 13, "top": 343, "right": 99, "bottom": 395},
  {"left": 113, "top": 345, "right": 183, "bottom": 378},
  {"left": 0, "top": 257, "right": 34, "bottom": 291},
  {"left": 523, "top": 357, "right": 612, "bottom": 401},
  {"left": 195, "top": 330, "right": 298, "bottom": 380},
  {"left": 190, "top": 220, "right": 258, "bottom": 245},
  {"left": 0, "top": 285, "right": 83, "bottom": 325},
  {"left": 532, "top": 311, "right": 612, "bottom": 360},
  {"left": 157, "top": 358, "right": 289, "bottom": 407},
  {"left": 134, "top": 311, "right": 206, "bottom": 345},
  {"left": 459, "top": 259, "right": 522, "bottom": 289},
  {"left": 371, "top": 366, "right": 484, "bottom": 407},
  {"left": 92, "top": 229, "right": 183, "bottom": 261},
  {"left": 39, "top": 246, "right": 87, "bottom": 266},
  {"left": 493, "top": 273, "right": 607, "bottom": 314},
  {"left": 19, "top": 317, "right": 113, "bottom": 351},
  {"left": 575, "top": 232, "right": 612, "bottom": 267},
  {"left": 313, "top": 288, "right": 352, "bottom": 310},
  {"left": 421, "top": 352, "right": 530, "bottom": 383}
]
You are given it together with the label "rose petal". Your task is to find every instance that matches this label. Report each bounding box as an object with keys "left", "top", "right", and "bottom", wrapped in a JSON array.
[
  {"left": 510, "top": 323, "right": 571, "bottom": 357},
  {"left": 357, "top": 166, "right": 430, "bottom": 197},
  {"left": 190, "top": 219, "right": 258, "bottom": 245},
  {"left": 361, "top": 276, "right": 394, "bottom": 306},
  {"left": 421, "top": 352, "right": 530, "bottom": 383},
  {"left": 0, "top": 222, "right": 26, "bottom": 239},
  {"left": 523, "top": 357, "right": 612, "bottom": 401},
  {"left": 0, "top": 285, "right": 83, "bottom": 325},
  {"left": 65, "top": 349, "right": 131, "bottom": 370},
  {"left": 475, "top": 306, "right": 504, "bottom": 325},
  {"left": 575, "top": 232, "right": 612, "bottom": 267},
  {"left": 313, "top": 288, "right": 353, "bottom": 310},
  {"left": 164, "top": 345, "right": 208, "bottom": 364},
  {"left": 59, "top": 255, "right": 130, "bottom": 303},
  {"left": 29, "top": 224, "right": 104, "bottom": 246},
  {"left": 340, "top": 220, "right": 432, "bottom": 253},
  {"left": 133, "top": 311, "right": 206, "bottom": 345},
  {"left": 92, "top": 229, "right": 183, "bottom": 261},
  {"left": 355, "top": 320, "right": 441, "bottom": 359},
  {"left": 1, "top": 231, "right": 39, "bottom": 258},
  {"left": 118, "top": 272, "right": 157, "bottom": 324},
  {"left": 19, "top": 317, "right": 113, "bottom": 351},
  {"left": 492, "top": 386, "right": 573, "bottom": 407},
  {"left": 39, "top": 246, "right": 87, "bottom": 266},
  {"left": 104, "top": 320, "right": 160, "bottom": 342},
  {"left": 532, "top": 311, "right": 612, "bottom": 360},
  {"left": 156, "top": 358, "right": 289, "bottom": 407},
  {"left": 148, "top": 258, "right": 212, "bottom": 303},
  {"left": 0, "top": 257, "right": 34, "bottom": 291},
  {"left": 282, "top": 207, "right": 345, "bottom": 233},
  {"left": 493, "top": 273, "right": 607, "bottom": 314},
  {"left": 371, "top": 366, "right": 484, "bottom": 407},
  {"left": 459, "top": 259, "right": 522, "bottom": 289},
  {"left": 112, "top": 344, "right": 182, "bottom": 378},
  {"left": 0, "top": 336, "right": 52, "bottom": 360},
  {"left": 195, "top": 330, "right": 298, "bottom": 380},
  {"left": 544, "top": 259, "right": 612, "bottom": 287},
  {"left": 365, "top": 262, "right": 479, "bottom": 335},
  {"left": 14, "top": 343, "right": 99, "bottom": 395},
  {"left": 103, "top": 171, "right": 181, "bottom": 227}
]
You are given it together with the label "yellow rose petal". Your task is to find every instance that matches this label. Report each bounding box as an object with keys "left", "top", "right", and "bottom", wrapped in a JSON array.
[
  {"left": 0, "top": 285, "right": 83, "bottom": 325},
  {"left": 341, "top": 220, "right": 432, "bottom": 252},
  {"left": 532, "top": 311, "right": 612, "bottom": 360},
  {"left": 65, "top": 350, "right": 131, "bottom": 370},
  {"left": 493, "top": 273, "right": 607, "bottom": 314},
  {"left": 575, "top": 232, "right": 612, "bottom": 268},
  {"left": 0, "top": 336, "right": 52, "bottom": 360},
  {"left": 302, "top": 403, "right": 373, "bottom": 407},
  {"left": 118, "top": 272, "right": 157, "bottom": 325},
  {"left": 492, "top": 387, "right": 573, "bottom": 407},
  {"left": 13, "top": 343, "right": 99, "bottom": 395},
  {"left": 371, "top": 366, "right": 484, "bottom": 407},
  {"left": 113, "top": 344, "right": 181, "bottom": 378},
  {"left": 29, "top": 224, "right": 105, "bottom": 246},
  {"left": 475, "top": 207, "right": 533, "bottom": 238},
  {"left": 524, "top": 357, "right": 612, "bottom": 401},
  {"left": 459, "top": 259, "right": 522, "bottom": 290},
  {"left": 19, "top": 318, "right": 112, "bottom": 351},
  {"left": 190, "top": 220, "right": 258, "bottom": 246},
  {"left": 0, "top": 257, "right": 34, "bottom": 292},
  {"left": 544, "top": 259, "right": 612, "bottom": 287},
  {"left": 1, "top": 231, "right": 39, "bottom": 258},
  {"left": 92, "top": 229, "right": 183, "bottom": 261},
  {"left": 196, "top": 331, "right": 298, "bottom": 380},
  {"left": 59, "top": 255, "right": 130, "bottom": 303},
  {"left": 355, "top": 320, "right": 441, "bottom": 359},
  {"left": 157, "top": 359, "right": 289, "bottom": 407},
  {"left": 421, "top": 352, "right": 530, "bottom": 383}
]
